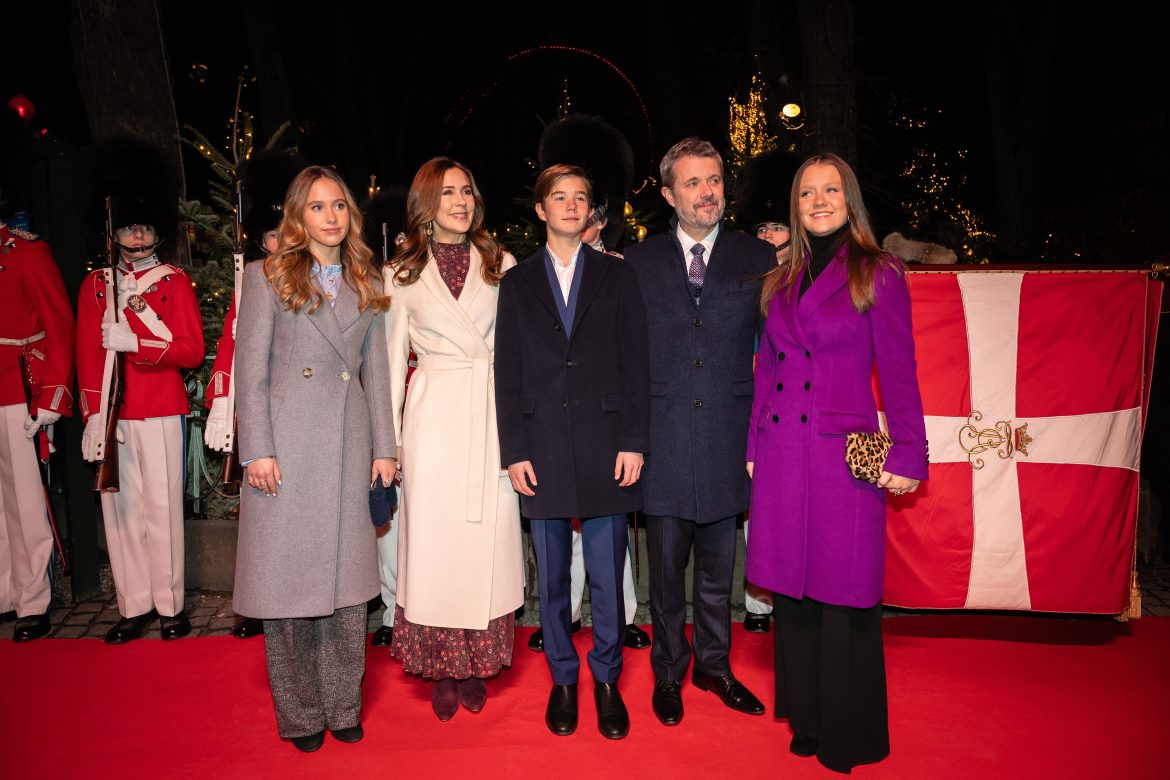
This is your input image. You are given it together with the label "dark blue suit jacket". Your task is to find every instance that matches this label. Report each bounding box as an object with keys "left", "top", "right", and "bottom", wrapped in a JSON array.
[
  {"left": 625, "top": 223, "right": 776, "bottom": 523},
  {"left": 495, "top": 245, "right": 650, "bottom": 520}
]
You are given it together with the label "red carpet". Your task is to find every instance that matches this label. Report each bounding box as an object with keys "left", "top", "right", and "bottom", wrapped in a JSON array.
[{"left": 3, "top": 617, "right": 1169, "bottom": 778}]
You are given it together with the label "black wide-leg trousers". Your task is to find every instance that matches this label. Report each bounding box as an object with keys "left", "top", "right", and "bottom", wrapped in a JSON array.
[{"left": 773, "top": 594, "right": 889, "bottom": 773}]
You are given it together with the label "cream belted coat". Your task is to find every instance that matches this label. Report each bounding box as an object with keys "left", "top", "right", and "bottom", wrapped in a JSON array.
[{"left": 383, "top": 247, "right": 524, "bottom": 630}]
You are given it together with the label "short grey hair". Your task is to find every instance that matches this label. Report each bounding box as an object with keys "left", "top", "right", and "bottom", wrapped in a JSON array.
[{"left": 659, "top": 138, "right": 723, "bottom": 188}]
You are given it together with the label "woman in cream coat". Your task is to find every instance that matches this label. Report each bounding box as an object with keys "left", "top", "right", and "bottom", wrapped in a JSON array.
[{"left": 383, "top": 157, "right": 523, "bottom": 721}]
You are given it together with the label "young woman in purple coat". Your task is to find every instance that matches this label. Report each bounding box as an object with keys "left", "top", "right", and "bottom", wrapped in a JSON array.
[{"left": 746, "top": 154, "right": 928, "bottom": 773}]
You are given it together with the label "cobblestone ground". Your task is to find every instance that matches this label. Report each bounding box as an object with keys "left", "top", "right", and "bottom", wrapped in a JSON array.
[{"left": 15, "top": 558, "right": 1170, "bottom": 641}]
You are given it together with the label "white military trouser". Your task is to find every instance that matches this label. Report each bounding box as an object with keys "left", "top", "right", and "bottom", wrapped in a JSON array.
[
  {"left": 377, "top": 488, "right": 400, "bottom": 628},
  {"left": 0, "top": 404, "right": 53, "bottom": 617},
  {"left": 743, "top": 519, "right": 774, "bottom": 615},
  {"left": 100, "top": 417, "right": 185, "bottom": 618},
  {"left": 569, "top": 523, "right": 638, "bottom": 624}
]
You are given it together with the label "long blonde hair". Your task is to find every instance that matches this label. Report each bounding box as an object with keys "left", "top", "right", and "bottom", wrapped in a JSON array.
[
  {"left": 390, "top": 157, "right": 505, "bottom": 286},
  {"left": 760, "top": 153, "right": 901, "bottom": 315},
  {"left": 263, "top": 166, "right": 389, "bottom": 314}
]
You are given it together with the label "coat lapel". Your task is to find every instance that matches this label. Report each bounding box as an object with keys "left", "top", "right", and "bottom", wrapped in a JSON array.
[
  {"left": 569, "top": 247, "right": 608, "bottom": 340},
  {"left": 306, "top": 275, "right": 349, "bottom": 366},
  {"left": 798, "top": 250, "right": 849, "bottom": 327},
  {"left": 518, "top": 251, "right": 562, "bottom": 329},
  {"left": 421, "top": 247, "right": 493, "bottom": 356},
  {"left": 334, "top": 273, "right": 361, "bottom": 333}
]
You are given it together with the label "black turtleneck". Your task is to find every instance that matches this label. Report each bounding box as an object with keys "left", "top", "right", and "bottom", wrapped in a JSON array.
[{"left": 801, "top": 223, "right": 851, "bottom": 295}]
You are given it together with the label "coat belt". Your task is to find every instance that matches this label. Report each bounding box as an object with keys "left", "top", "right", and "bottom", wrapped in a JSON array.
[
  {"left": 413, "top": 353, "right": 497, "bottom": 524},
  {"left": 0, "top": 330, "right": 45, "bottom": 347}
]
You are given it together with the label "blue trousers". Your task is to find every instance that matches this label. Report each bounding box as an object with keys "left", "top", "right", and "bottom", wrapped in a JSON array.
[{"left": 530, "top": 514, "right": 627, "bottom": 685}]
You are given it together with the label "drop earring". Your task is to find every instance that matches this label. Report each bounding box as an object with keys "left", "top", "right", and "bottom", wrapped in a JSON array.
[{"left": 425, "top": 221, "right": 434, "bottom": 237}]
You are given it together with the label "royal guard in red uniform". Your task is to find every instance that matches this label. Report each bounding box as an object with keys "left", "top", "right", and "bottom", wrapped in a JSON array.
[
  {"left": 203, "top": 150, "right": 305, "bottom": 639},
  {"left": 76, "top": 139, "right": 204, "bottom": 644},
  {"left": 0, "top": 109, "right": 75, "bottom": 641}
]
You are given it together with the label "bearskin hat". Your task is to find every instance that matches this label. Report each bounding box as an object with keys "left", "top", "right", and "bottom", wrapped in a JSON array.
[
  {"left": 733, "top": 148, "right": 802, "bottom": 232},
  {"left": 239, "top": 149, "right": 308, "bottom": 247},
  {"left": 77, "top": 137, "right": 179, "bottom": 245},
  {"left": 538, "top": 113, "right": 635, "bottom": 248},
  {"left": 0, "top": 107, "right": 34, "bottom": 221}
]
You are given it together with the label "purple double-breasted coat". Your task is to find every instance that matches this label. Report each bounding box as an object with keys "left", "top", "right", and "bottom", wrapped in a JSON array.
[{"left": 745, "top": 248, "right": 928, "bottom": 609}]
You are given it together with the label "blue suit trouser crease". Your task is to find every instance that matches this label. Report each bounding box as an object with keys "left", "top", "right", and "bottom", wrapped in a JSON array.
[
  {"left": 531, "top": 514, "right": 627, "bottom": 685},
  {"left": 646, "top": 513, "right": 737, "bottom": 680}
]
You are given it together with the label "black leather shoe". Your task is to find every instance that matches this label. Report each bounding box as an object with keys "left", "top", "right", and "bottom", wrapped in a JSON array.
[
  {"left": 594, "top": 682, "right": 630, "bottom": 739},
  {"left": 527, "top": 627, "right": 544, "bottom": 652},
  {"left": 545, "top": 683, "right": 578, "bottom": 736},
  {"left": 623, "top": 624, "right": 650, "bottom": 649},
  {"left": 743, "top": 612, "right": 771, "bottom": 633},
  {"left": 233, "top": 617, "right": 263, "bottom": 639},
  {"left": 291, "top": 730, "right": 325, "bottom": 752},
  {"left": 12, "top": 612, "right": 51, "bottom": 642},
  {"left": 104, "top": 611, "right": 156, "bottom": 645},
  {"left": 329, "top": 723, "right": 364, "bottom": 743},
  {"left": 371, "top": 625, "right": 393, "bottom": 646},
  {"left": 160, "top": 611, "right": 192, "bottom": 641},
  {"left": 651, "top": 679, "right": 683, "bottom": 726},
  {"left": 0, "top": 610, "right": 17, "bottom": 624},
  {"left": 790, "top": 731, "right": 819, "bottom": 757},
  {"left": 692, "top": 670, "right": 765, "bottom": 715}
]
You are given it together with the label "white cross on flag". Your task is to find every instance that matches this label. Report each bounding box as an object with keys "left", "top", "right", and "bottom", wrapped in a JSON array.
[{"left": 882, "top": 271, "right": 1161, "bottom": 613}]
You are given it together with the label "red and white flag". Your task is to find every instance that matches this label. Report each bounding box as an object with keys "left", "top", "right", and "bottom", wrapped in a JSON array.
[{"left": 883, "top": 270, "right": 1161, "bottom": 613}]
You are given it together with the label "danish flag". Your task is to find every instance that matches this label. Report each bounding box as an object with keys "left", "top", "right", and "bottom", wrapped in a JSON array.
[{"left": 882, "top": 270, "right": 1161, "bottom": 613}]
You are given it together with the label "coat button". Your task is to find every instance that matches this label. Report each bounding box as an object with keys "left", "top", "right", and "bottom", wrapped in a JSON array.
[
  {"left": 800, "top": 414, "right": 808, "bottom": 423},
  {"left": 562, "top": 400, "right": 568, "bottom": 408},
  {"left": 805, "top": 350, "right": 811, "bottom": 358},
  {"left": 341, "top": 371, "right": 351, "bottom": 381},
  {"left": 778, "top": 351, "right": 785, "bottom": 360},
  {"left": 693, "top": 317, "right": 703, "bottom": 327},
  {"left": 771, "top": 414, "right": 779, "bottom": 423},
  {"left": 804, "top": 381, "right": 811, "bottom": 390},
  {"left": 693, "top": 399, "right": 702, "bottom": 407},
  {"left": 302, "top": 368, "right": 313, "bottom": 378},
  {"left": 553, "top": 322, "right": 562, "bottom": 331},
  {"left": 693, "top": 358, "right": 702, "bottom": 367},
  {"left": 565, "top": 360, "right": 576, "bottom": 368},
  {"left": 776, "top": 382, "right": 783, "bottom": 391}
]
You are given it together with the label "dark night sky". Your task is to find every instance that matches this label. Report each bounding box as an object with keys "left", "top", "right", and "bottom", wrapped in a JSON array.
[{"left": 3, "top": 2, "right": 1166, "bottom": 261}]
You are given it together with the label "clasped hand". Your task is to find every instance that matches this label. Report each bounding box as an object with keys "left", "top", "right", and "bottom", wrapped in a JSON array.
[{"left": 508, "top": 451, "right": 644, "bottom": 496}]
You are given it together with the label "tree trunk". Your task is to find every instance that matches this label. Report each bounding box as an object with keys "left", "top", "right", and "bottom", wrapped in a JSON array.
[
  {"left": 984, "top": 1, "right": 1054, "bottom": 261},
  {"left": 799, "top": 0, "right": 857, "bottom": 163},
  {"left": 70, "top": 0, "right": 189, "bottom": 264}
]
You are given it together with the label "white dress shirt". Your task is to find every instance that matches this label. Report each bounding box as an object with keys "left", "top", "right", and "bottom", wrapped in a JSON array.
[
  {"left": 547, "top": 244, "right": 582, "bottom": 305},
  {"left": 675, "top": 223, "right": 720, "bottom": 274}
]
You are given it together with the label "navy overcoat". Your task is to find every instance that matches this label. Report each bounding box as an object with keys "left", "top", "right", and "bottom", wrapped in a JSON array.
[
  {"left": 625, "top": 224, "right": 775, "bottom": 523},
  {"left": 495, "top": 245, "right": 650, "bottom": 520}
]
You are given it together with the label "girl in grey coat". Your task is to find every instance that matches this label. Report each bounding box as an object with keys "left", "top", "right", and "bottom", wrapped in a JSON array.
[{"left": 234, "top": 166, "right": 397, "bottom": 752}]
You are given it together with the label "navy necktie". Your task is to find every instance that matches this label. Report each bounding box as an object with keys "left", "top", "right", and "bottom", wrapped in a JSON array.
[{"left": 688, "top": 243, "right": 706, "bottom": 304}]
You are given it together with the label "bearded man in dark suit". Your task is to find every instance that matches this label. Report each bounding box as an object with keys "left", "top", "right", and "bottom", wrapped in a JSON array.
[{"left": 625, "top": 137, "right": 776, "bottom": 725}]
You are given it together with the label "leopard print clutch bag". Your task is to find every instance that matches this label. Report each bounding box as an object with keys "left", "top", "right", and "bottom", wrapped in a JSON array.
[{"left": 845, "top": 431, "right": 893, "bottom": 483}]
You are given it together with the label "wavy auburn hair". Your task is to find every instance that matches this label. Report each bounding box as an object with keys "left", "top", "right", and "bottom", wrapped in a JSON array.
[
  {"left": 760, "top": 153, "right": 902, "bottom": 316},
  {"left": 263, "top": 166, "right": 389, "bottom": 314},
  {"left": 390, "top": 157, "right": 505, "bottom": 286}
]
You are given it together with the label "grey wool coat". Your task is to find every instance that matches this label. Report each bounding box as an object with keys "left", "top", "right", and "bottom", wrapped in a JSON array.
[{"left": 233, "top": 261, "right": 396, "bottom": 619}]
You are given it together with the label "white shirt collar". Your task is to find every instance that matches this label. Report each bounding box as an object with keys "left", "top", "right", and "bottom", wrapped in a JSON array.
[
  {"left": 675, "top": 223, "right": 719, "bottom": 266},
  {"left": 546, "top": 243, "right": 581, "bottom": 305}
]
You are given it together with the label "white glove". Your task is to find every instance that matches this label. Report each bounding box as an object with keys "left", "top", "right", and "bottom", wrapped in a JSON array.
[
  {"left": 101, "top": 321, "right": 139, "bottom": 352},
  {"left": 23, "top": 409, "right": 62, "bottom": 438},
  {"left": 82, "top": 417, "right": 104, "bottom": 462},
  {"left": 203, "top": 400, "right": 232, "bottom": 452}
]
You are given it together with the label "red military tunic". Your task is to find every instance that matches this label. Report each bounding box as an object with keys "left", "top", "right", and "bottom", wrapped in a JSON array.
[
  {"left": 207, "top": 299, "right": 236, "bottom": 406},
  {"left": 0, "top": 224, "right": 74, "bottom": 618},
  {"left": 76, "top": 259, "right": 204, "bottom": 421},
  {"left": 0, "top": 224, "right": 75, "bottom": 415}
]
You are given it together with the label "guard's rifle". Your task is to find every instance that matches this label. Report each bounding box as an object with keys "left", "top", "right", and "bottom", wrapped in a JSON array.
[
  {"left": 94, "top": 196, "right": 124, "bottom": 493},
  {"left": 17, "top": 353, "right": 69, "bottom": 573},
  {"left": 219, "top": 180, "right": 245, "bottom": 490}
]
